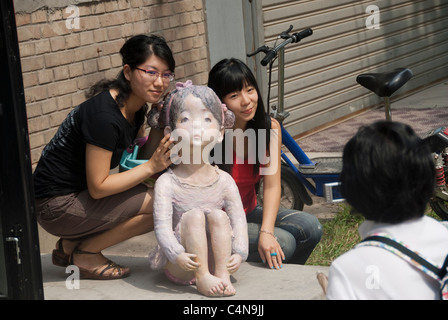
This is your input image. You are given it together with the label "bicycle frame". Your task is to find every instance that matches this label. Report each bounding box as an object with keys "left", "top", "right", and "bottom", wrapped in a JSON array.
[{"left": 250, "top": 26, "right": 343, "bottom": 203}]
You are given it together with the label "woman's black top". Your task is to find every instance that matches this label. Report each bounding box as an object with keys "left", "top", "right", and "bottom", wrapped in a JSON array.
[{"left": 33, "top": 91, "right": 144, "bottom": 198}]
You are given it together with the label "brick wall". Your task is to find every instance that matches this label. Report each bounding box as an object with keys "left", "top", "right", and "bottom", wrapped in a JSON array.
[{"left": 15, "top": 0, "right": 209, "bottom": 168}]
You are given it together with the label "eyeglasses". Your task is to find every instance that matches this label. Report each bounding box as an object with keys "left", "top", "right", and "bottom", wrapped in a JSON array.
[{"left": 135, "top": 68, "right": 175, "bottom": 82}]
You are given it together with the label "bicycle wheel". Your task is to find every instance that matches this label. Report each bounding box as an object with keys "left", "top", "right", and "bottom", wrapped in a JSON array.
[
  {"left": 429, "top": 197, "right": 448, "bottom": 221},
  {"left": 257, "top": 164, "right": 305, "bottom": 211}
]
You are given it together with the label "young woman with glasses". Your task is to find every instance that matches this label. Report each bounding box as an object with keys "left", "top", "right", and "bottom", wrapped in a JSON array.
[{"left": 33, "top": 34, "right": 176, "bottom": 280}]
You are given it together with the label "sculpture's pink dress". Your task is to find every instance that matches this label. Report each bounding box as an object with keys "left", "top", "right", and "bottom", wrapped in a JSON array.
[{"left": 148, "top": 166, "right": 248, "bottom": 269}]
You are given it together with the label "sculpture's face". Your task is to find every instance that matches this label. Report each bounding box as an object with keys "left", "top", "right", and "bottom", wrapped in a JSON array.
[{"left": 175, "top": 94, "right": 223, "bottom": 147}]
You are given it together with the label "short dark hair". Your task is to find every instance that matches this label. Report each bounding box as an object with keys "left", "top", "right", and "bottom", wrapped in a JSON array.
[{"left": 341, "top": 121, "right": 435, "bottom": 224}]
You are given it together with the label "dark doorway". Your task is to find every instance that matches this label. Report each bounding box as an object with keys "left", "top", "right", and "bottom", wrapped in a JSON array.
[{"left": 0, "top": 0, "right": 44, "bottom": 299}]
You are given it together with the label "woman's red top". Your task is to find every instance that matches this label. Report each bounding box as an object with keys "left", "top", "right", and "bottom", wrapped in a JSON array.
[{"left": 230, "top": 152, "right": 261, "bottom": 214}]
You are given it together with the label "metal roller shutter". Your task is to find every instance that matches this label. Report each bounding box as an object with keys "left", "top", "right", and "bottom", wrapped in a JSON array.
[{"left": 259, "top": 0, "right": 448, "bottom": 137}]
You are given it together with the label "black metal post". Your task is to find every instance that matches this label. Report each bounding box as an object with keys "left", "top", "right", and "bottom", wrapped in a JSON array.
[{"left": 0, "top": 0, "right": 44, "bottom": 300}]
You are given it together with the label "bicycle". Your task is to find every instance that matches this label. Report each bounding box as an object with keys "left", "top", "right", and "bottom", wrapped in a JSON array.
[
  {"left": 248, "top": 25, "right": 343, "bottom": 211},
  {"left": 357, "top": 65, "right": 448, "bottom": 221},
  {"left": 249, "top": 25, "right": 448, "bottom": 221}
]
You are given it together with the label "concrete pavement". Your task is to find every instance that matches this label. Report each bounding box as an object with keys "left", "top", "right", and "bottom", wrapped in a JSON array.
[
  {"left": 40, "top": 231, "right": 328, "bottom": 300},
  {"left": 41, "top": 254, "right": 328, "bottom": 300}
]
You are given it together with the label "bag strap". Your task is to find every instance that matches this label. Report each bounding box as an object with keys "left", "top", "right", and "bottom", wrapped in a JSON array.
[
  {"left": 440, "top": 254, "right": 448, "bottom": 279},
  {"left": 126, "top": 136, "right": 148, "bottom": 154},
  {"left": 360, "top": 234, "right": 447, "bottom": 281}
]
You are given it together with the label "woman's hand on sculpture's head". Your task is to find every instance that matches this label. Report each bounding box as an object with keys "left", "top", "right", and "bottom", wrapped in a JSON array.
[{"left": 146, "top": 133, "right": 173, "bottom": 173}]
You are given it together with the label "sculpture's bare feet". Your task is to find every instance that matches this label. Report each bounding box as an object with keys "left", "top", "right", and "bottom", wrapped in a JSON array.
[
  {"left": 215, "top": 271, "right": 236, "bottom": 296},
  {"left": 196, "top": 273, "right": 226, "bottom": 297}
]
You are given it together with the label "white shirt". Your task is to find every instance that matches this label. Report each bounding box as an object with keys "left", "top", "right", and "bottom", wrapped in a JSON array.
[{"left": 326, "top": 216, "right": 448, "bottom": 300}]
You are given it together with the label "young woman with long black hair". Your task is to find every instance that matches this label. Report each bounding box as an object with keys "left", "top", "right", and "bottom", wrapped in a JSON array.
[
  {"left": 33, "top": 34, "right": 175, "bottom": 279},
  {"left": 208, "top": 58, "right": 322, "bottom": 269}
]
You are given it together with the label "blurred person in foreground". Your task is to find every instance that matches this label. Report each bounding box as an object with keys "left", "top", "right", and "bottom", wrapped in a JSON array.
[{"left": 326, "top": 121, "right": 448, "bottom": 300}]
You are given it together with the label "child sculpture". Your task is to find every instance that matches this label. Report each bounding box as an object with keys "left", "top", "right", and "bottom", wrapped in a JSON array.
[{"left": 148, "top": 81, "right": 248, "bottom": 297}]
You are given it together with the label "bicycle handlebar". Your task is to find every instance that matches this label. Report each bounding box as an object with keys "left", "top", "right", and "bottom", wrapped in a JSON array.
[
  {"left": 247, "top": 26, "right": 313, "bottom": 66},
  {"left": 292, "top": 28, "right": 313, "bottom": 42}
]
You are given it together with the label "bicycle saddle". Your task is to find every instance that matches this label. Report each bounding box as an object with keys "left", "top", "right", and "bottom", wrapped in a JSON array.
[{"left": 356, "top": 68, "right": 413, "bottom": 97}]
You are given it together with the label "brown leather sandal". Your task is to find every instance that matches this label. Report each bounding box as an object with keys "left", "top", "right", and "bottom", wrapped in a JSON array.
[
  {"left": 70, "top": 248, "right": 131, "bottom": 280},
  {"left": 52, "top": 238, "right": 70, "bottom": 267}
]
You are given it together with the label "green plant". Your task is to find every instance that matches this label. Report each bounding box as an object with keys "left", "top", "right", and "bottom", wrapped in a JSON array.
[
  {"left": 306, "top": 204, "right": 363, "bottom": 266},
  {"left": 306, "top": 204, "right": 442, "bottom": 267}
]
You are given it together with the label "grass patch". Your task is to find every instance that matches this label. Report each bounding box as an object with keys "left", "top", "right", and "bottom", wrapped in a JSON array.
[
  {"left": 306, "top": 204, "right": 443, "bottom": 267},
  {"left": 306, "top": 204, "right": 363, "bottom": 266}
]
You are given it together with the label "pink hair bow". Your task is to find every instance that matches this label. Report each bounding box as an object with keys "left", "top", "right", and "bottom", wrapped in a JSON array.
[
  {"left": 165, "top": 80, "right": 193, "bottom": 126},
  {"left": 174, "top": 80, "right": 193, "bottom": 90}
]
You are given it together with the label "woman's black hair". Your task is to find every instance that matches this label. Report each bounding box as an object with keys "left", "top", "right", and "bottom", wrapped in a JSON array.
[
  {"left": 87, "top": 34, "right": 175, "bottom": 110},
  {"left": 341, "top": 121, "right": 435, "bottom": 224},
  {"left": 208, "top": 58, "right": 270, "bottom": 176}
]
